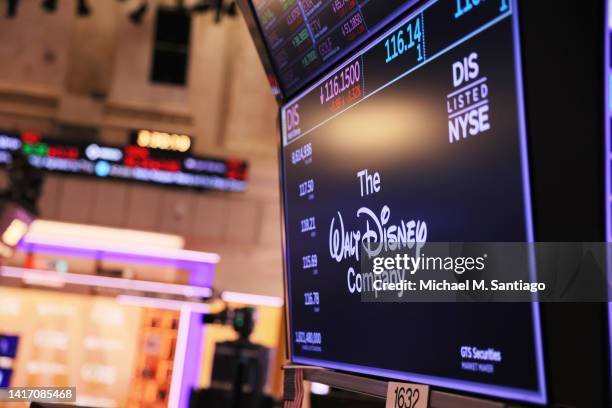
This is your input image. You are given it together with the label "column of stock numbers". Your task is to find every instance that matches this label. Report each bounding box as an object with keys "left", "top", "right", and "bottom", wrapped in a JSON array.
[{"left": 291, "top": 141, "right": 320, "bottom": 314}]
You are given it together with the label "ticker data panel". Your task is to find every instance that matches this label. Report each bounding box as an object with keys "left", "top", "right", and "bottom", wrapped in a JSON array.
[
  {"left": 251, "top": 0, "right": 420, "bottom": 97},
  {"left": 280, "top": 0, "right": 546, "bottom": 404}
]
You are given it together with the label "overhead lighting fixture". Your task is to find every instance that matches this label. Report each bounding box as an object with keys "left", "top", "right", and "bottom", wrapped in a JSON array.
[
  {"left": 191, "top": 1, "right": 211, "bottom": 13},
  {"left": 7, "top": 0, "right": 19, "bottom": 18},
  {"left": 2, "top": 219, "right": 29, "bottom": 247},
  {"left": 214, "top": 0, "right": 223, "bottom": 22},
  {"left": 41, "top": 0, "right": 57, "bottom": 12},
  {"left": 76, "top": 0, "right": 90, "bottom": 16},
  {"left": 0, "top": 203, "right": 34, "bottom": 259},
  {"left": 191, "top": 0, "right": 237, "bottom": 22},
  {"left": 227, "top": 1, "right": 237, "bottom": 16},
  {"left": 129, "top": 1, "right": 148, "bottom": 25},
  {"left": 26, "top": 220, "right": 185, "bottom": 250},
  {"left": 310, "top": 382, "right": 330, "bottom": 396}
]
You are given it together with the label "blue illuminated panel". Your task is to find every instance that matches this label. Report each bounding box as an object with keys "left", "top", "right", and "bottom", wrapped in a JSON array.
[
  {"left": 279, "top": 0, "right": 546, "bottom": 404},
  {"left": 0, "top": 368, "right": 13, "bottom": 387},
  {"left": 0, "top": 335, "right": 18, "bottom": 358},
  {"left": 0, "top": 334, "right": 18, "bottom": 387}
]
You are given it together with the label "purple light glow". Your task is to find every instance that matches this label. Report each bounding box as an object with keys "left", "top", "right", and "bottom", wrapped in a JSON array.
[
  {"left": 116, "top": 293, "right": 209, "bottom": 408},
  {"left": 510, "top": 0, "right": 546, "bottom": 402},
  {"left": 2, "top": 266, "right": 213, "bottom": 298},
  {"left": 179, "top": 307, "right": 207, "bottom": 408},
  {"left": 605, "top": 0, "right": 612, "bottom": 394},
  {"left": 7, "top": 230, "right": 218, "bottom": 408},
  {"left": 17, "top": 238, "right": 219, "bottom": 278},
  {"left": 292, "top": 356, "right": 546, "bottom": 405},
  {"left": 168, "top": 305, "right": 192, "bottom": 408}
]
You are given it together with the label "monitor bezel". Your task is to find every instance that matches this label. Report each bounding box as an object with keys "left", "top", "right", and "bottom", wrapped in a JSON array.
[{"left": 275, "top": 0, "right": 547, "bottom": 404}]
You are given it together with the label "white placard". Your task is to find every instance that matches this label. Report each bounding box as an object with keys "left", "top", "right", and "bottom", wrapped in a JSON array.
[{"left": 386, "top": 381, "right": 430, "bottom": 408}]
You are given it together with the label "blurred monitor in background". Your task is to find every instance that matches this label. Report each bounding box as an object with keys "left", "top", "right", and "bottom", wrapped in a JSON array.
[{"left": 0, "top": 151, "right": 43, "bottom": 258}]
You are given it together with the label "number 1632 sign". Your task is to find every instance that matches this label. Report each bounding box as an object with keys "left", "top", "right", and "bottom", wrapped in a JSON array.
[{"left": 386, "top": 382, "right": 430, "bottom": 408}]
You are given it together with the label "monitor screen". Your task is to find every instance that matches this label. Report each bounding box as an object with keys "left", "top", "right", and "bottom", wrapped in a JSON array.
[
  {"left": 251, "top": 0, "right": 422, "bottom": 97},
  {"left": 279, "top": 0, "right": 546, "bottom": 403}
]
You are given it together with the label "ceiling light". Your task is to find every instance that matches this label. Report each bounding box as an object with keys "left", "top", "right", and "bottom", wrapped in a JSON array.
[
  {"left": 129, "top": 1, "right": 148, "bottom": 24},
  {"left": 77, "top": 0, "right": 90, "bottom": 16},
  {"left": 41, "top": 0, "right": 57, "bottom": 12}
]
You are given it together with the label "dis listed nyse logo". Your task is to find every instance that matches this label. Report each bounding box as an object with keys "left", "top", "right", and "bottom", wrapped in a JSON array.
[
  {"left": 446, "top": 52, "right": 491, "bottom": 144},
  {"left": 286, "top": 103, "right": 301, "bottom": 141}
]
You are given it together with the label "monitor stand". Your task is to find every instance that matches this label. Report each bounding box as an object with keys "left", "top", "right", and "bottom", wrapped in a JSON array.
[{"left": 284, "top": 365, "right": 511, "bottom": 408}]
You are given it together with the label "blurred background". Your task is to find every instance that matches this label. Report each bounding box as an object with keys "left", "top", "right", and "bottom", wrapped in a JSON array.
[{"left": 0, "top": 1, "right": 290, "bottom": 407}]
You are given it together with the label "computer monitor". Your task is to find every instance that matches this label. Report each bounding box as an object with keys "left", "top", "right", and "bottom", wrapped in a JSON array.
[{"left": 239, "top": 0, "right": 608, "bottom": 406}]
